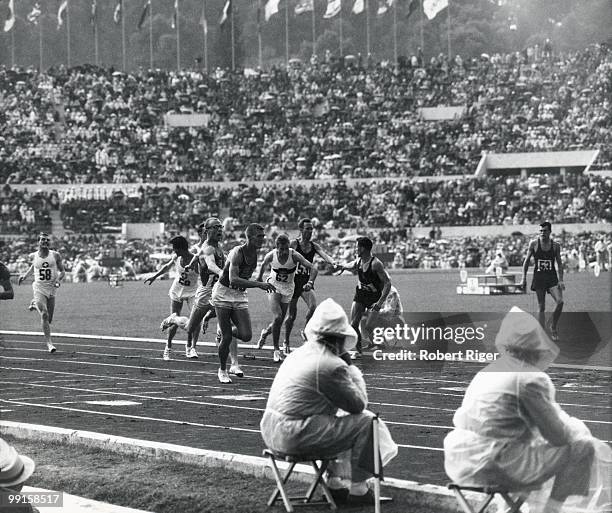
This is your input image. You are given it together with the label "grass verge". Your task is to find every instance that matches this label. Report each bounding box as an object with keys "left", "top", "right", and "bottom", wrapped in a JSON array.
[{"left": 5, "top": 435, "right": 423, "bottom": 513}]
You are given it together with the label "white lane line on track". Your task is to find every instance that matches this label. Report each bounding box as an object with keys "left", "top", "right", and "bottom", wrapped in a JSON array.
[
  {"left": 0, "top": 399, "right": 262, "bottom": 433},
  {"left": 3, "top": 364, "right": 611, "bottom": 425},
  {"left": 371, "top": 386, "right": 612, "bottom": 410},
  {"left": 396, "top": 444, "right": 445, "bottom": 452},
  {"left": 0, "top": 356, "right": 276, "bottom": 382},
  {"left": 0, "top": 381, "right": 266, "bottom": 413},
  {"left": 4, "top": 333, "right": 612, "bottom": 371}
]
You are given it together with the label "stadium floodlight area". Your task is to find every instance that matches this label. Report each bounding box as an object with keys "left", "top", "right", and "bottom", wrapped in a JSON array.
[{"left": 475, "top": 149, "right": 599, "bottom": 177}]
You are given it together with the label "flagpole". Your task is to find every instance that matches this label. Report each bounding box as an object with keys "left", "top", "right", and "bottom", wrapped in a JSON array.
[
  {"left": 230, "top": 1, "right": 235, "bottom": 70},
  {"left": 8, "top": 21, "right": 14, "bottom": 67},
  {"left": 311, "top": 1, "right": 316, "bottom": 57},
  {"left": 284, "top": 0, "right": 289, "bottom": 66},
  {"left": 393, "top": 0, "right": 397, "bottom": 66},
  {"left": 365, "top": 0, "right": 370, "bottom": 61},
  {"left": 203, "top": 0, "right": 209, "bottom": 72},
  {"left": 176, "top": 0, "right": 181, "bottom": 70},
  {"left": 94, "top": 15, "right": 99, "bottom": 66},
  {"left": 446, "top": 0, "right": 451, "bottom": 60},
  {"left": 66, "top": 0, "right": 71, "bottom": 67},
  {"left": 338, "top": 4, "right": 343, "bottom": 57},
  {"left": 121, "top": 0, "right": 126, "bottom": 70},
  {"left": 257, "top": 0, "right": 262, "bottom": 68},
  {"left": 419, "top": 0, "right": 424, "bottom": 56},
  {"left": 149, "top": 0, "right": 154, "bottom": 69},
  {"left": 39, "top": 18, "right": 43, "bottom": 71}
]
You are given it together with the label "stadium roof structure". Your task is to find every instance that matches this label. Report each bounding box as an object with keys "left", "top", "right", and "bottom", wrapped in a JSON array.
[{"left": 475, "top": 150, "right": 600, "bottom": 177}]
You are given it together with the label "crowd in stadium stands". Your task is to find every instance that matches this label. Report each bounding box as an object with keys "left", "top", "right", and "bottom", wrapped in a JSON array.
[
  {"left": 2, "top": 225, "right": 610, "bottom": 280},
  {"left": 4, "top": 173, "right": 602, "bottom": 234},
  {"left": 0, "top": 185, "right": 55, "bottom": 234},
  {"left": 0, "top": 44, "right": 610, "bottom": 185}
]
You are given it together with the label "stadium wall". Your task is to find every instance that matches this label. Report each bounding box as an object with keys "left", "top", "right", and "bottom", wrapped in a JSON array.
[{"left": 476, "top": 150, "right": 599, "bottom": 177}]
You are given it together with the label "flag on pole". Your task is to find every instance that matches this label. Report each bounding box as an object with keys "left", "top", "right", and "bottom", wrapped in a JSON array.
[
  {"left": 4, "top": 0, "right": 15, "bottom": 32},
  {"left": 376, "top": 0, "right": 393, "bottom": 16},
  {"left": 114, "top": 0, "right": 122, "bottom": 24},
  {"left": 138, "top": 0, "right": 150, "bottom": 29},
  {"left": 200, "top": 4, "right": 208, "bottom": 34},
  {"left": 264, "top": 0, "right": 280, "bottom": 21},
  {"left": 323, "top": 0, "right": 341, "bottom": 18},
  {"left": 352, "top": 0, "right": 364, "bottom": 14},
  {"left": 28, "top": 3, "right": 42, "bottom": 25},
  {"left": 171, "top": 0, "right": 178, "bottom": 29},
  {"left": 90, "top": 0, "right": 97, "bottom": 25},
  {"left": 423, "top": 0, "right": 447, "bottom": 20},
  {"left": 57, "top": 0, "right": 68, "bottom": 29},
  {"left": 294, "top": 0, "right": 313, "bottom": 15},
  {"left": 219, "top": 0, "right": 231, "bottom": 26}
]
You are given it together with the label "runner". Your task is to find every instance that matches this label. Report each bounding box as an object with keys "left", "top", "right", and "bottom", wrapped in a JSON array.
[
  {"left": 257, "top": 218, "right": 336, "bottom": 354},
  {"left": 17, "top": 233, "right": 65, "bottom": 353},
  {"left": 336, "top": 236, "right": 391, "bottom": 359},
  {"left": 212, "top": 223, "right": 276, "bottom": 383},
  {"left": 0, "top": 261, "right": 15, "bottom": 300},
  {"left": 145, "top": 235, "right": 198, "bottom": 360},
  {"left": 183, "top": 217, "right": 225, "bottom": 358},
  {"left": 256, "top": 234, "right": 318, "bottom": 362},
  {"left": 520, "top": 221, "right": 564, "bottom": 341},
  {"left": 360, "top": 284, "right": 404, "bottom": 348}
]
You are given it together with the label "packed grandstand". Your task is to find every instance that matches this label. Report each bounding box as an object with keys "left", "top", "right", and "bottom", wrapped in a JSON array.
[{"left": 1, "top": 43, "right": 610, "bottom": 278}]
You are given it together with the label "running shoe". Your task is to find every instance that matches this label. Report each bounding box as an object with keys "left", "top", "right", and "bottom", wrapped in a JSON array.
[
  {"left": 47, "top": 343, "right": 56, "bottom": 353},
  {"left": 257, "top": 328, "right": 270, "bottom": 349},
  {"left": 229, "top": 364, "right": 244, "bottom": 377},
  {"left": 27, "top": 300, "right": 36, "bottom": 312},
  {"left": 188, "top": 347, "right": 199, "bottom": 359},
  {"left": 273, "top": 349, "right": 284, "bottom": 363},
  {"left": 163, "top": 347, "right": 171, "bottom": 361},
  {"left": 218, "top": 368, "right": 232, "bottom": 384}
]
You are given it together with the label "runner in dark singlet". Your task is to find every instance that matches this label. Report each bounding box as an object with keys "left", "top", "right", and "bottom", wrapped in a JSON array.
[
  {"left": 337, "top": 236, "right": 391, "bottom": 359},
  {"left": 521, "top": 221, "right": 565, "bottom": 341}
]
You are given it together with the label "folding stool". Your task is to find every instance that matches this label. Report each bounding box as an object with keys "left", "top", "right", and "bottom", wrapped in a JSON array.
[
  {"left": 448, "top": 483, "right": 526, "bottom": 513},
  {"left": 263, "top": 449, "right": 338, "bottom": 512}
]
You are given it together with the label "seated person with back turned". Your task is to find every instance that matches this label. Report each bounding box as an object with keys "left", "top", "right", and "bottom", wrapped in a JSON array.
[
  {"left": 444, "top": 306, "right": 611, "bottom": 513},
  {"left": 0, "top": 438, "right": 39, "bottom": 513},
  {"left": 260, "top": 298, "right": 397, "bottom": 505}
]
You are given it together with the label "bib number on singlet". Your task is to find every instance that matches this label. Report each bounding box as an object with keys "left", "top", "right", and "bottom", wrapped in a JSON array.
[
  {"left": 276, "top": 274, "right": 289, "bottom": 283},
  {"left": 536, "top": 259, "right": 552, "bottom": 272},
  {"left": 178, "top": 272, "right": 191, "bottom": 287},
  {"left": 39, "top": 269, "right": 52, "bottom": 281},
  {"left": 295, "top": 262, "right": 309, "bottom": 275}
]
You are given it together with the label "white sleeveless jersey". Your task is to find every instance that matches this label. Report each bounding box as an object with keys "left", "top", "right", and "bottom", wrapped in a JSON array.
[
  {"left": 268, "top": 249, "right": 298, "bottom": 293},
  {"left": 168, "top": 256, "right": 199, "bottom": 300},
  {"left": 32, "top": 251, "right": 59, "bottom": 293}
]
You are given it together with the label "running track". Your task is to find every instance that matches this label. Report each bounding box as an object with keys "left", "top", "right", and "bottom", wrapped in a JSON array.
[{"left": 1, "top": 333, "right": 611, "bottom": 485}]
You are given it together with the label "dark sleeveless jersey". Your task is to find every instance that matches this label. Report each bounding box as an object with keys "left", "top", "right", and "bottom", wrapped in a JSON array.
[
  {"left": 219, "top": 244, "right": 258, "bottom": 289},
  {"left": 357, "top": 257, "right": 383, "bottom": 294},
  {"left": 294, "top": 239, "right": 317, "bottom": 282},
  {"left": 531, "top": 239, "right": 559, "bottom": 290}
]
